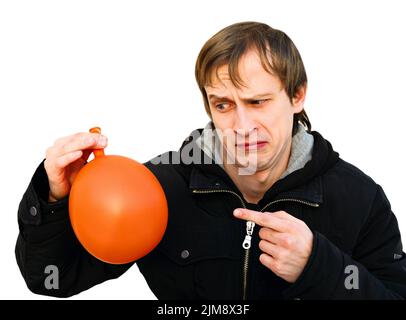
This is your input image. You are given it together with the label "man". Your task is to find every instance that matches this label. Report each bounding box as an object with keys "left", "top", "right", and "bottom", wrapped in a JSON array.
[{"left": 15, "top": 21, "right": 406, "bottom": 299}]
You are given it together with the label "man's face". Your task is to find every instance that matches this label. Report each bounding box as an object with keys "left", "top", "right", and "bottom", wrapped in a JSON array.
[{"left": 204, "top": 49, "right": 305, "bottom": 174}]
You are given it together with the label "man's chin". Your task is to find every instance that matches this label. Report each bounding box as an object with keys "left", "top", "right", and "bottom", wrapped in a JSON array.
[
  {"left": 227, "top": 158, "right": 258, "bottom": 175},
  {"left": 231, "top": 154, "right": 276, "bottom": 174}
]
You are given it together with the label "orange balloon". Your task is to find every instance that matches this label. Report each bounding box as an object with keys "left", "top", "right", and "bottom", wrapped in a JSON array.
[{"left": 69, "top": 127, "right": 168, "bottom": 264}]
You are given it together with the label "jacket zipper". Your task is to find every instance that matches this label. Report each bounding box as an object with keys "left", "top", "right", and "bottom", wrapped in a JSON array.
[
  {"left": 192, "top": 189, "right": 319, "bottom": 300},
  {"left": 260, "top": 198, "right": 320, "bottom": 212}
]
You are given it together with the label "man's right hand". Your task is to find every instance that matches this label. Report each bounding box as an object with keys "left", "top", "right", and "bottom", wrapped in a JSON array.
[{"left": 44, "top": 132, "right": 108, "bottom": 202}]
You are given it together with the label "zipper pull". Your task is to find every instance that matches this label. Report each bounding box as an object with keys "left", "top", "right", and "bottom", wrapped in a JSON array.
[{"left": 242, "top": 221, "right": 255, "bottom": 249}]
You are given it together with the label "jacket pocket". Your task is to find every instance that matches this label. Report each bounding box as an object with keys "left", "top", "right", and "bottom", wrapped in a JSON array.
[
  {"left": 156, "top": 222, "right": 241, "bottom": 299},
  {"left": 157, "top": 222, "right": 236, "bottom": 264}
]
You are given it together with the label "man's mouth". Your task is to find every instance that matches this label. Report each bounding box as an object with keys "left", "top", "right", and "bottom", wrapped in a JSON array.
[{"left": 235, "top": 141, "right": 267, "bottom": 150}]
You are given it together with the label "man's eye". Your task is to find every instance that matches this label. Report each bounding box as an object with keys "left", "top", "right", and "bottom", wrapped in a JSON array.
[
  {"left": 215, "top": 103, "right": 229, "bottom": 111},
  {"left": 250, "top": 99, "right": 268, "bottom": 105}
]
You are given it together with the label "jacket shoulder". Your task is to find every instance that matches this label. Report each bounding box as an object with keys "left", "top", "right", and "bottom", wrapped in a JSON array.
[
  {"left": 328, "top": 158, "right": 378, "bottom": 188},
  {"left": 322, "top": 158, "right": 381, "bottom": 222}
]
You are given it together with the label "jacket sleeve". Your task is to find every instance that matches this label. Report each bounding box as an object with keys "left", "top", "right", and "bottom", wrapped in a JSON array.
[
  {"left": 15, "top": 160, "right": 135, "bottom": 298},
  {"left": 283, "top": 184, "right": 406, "bottom": 300}
]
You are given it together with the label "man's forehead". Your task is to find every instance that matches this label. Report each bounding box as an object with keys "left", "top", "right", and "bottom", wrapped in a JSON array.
[
  {"left": 205, "top": 67, "right": 231, "bottom": 88},
  {"left": 205, "top": 70, "right": 282, "bottom": 96},
  {"left": 205, "top": 54, "right": 280, "bottom": 93}
]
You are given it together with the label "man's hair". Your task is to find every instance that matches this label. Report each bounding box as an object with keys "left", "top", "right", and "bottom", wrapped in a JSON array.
[{"left": 195, "top": 21, "right": 311, "bottom": 135}]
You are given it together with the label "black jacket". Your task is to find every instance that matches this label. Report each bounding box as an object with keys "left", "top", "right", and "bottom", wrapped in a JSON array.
[{"left": 15, "top": 128, "right": 406, "bottom": 299}]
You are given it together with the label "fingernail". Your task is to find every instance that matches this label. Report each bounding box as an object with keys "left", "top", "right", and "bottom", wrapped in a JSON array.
[
  {"left": 86, "top": 137, "right": 95, "bottom": 144},
  {"left": 234, "top": 209, "right": 242, "bottom": 216},
  {"left": 98, "top": 136, "right": 107, "bottom": 146}
]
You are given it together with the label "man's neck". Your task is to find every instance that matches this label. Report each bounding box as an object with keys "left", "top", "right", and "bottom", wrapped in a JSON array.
[{"left": 223, "top": 138, "right": 292, "bottom": 204}]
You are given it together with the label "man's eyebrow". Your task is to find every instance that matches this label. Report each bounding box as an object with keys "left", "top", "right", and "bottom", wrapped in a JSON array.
[
  {"left": 207, "top": 93, "right": 274, "bottom": 102},
  {"left": 208, "top": 94, "right": 230, "bottom": 102},
  {"left": 243, "top": 93, "right": 274, "bottom": 101}
]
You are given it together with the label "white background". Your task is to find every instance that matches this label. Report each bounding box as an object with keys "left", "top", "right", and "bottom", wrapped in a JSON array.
[{"left": 1, "top": 0, "right": 405, "bottom": 299}]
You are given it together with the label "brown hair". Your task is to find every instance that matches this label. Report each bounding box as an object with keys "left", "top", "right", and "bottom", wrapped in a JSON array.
[{"left": 195, "top": 21, "right": 311, "bottom": 135}]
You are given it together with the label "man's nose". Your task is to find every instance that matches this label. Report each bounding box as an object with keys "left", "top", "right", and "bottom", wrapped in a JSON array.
[{"left": 233, "top": 106, "right": 257, "bottom": 137}]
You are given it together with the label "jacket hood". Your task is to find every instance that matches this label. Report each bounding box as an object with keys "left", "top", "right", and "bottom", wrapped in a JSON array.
[{"left": 195, "top": 121, "right": 315, "bottom": 180}]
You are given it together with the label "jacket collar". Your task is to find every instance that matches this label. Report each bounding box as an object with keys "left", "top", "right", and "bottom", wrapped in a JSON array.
[
  {"left": 189, "top": 165, "right": 323, "bottom": 206},
  {"left": 183, "top": 123, "right": 339, "bottom": 206},
  {"left": 195, "top": 121, "right": 314, "bottom": 179}
]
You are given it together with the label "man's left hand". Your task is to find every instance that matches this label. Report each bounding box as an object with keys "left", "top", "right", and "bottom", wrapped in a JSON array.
[{"left": 233, "top": 208, "right": 314, "bottom": 283}]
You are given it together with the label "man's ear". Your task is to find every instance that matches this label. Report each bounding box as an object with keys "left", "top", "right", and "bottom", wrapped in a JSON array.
[{"left": 292, "top": 84, "right": 307, "bottom": 113}]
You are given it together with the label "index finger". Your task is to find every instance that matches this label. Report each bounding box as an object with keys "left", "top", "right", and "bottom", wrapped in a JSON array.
[
  {"left": 233, "top": 208, "right": 291, "bottom": 232},
  {"left": 57, "top": 132, "right": 107, "bottom": 156}
]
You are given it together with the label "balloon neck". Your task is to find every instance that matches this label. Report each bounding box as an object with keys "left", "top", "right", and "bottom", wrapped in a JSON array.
[
  {"left": 93, "top": 149, "right": 105, "bottom": 158},
  {"left": 89, "top": 126, "right": 105, "bottom": 158}
]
